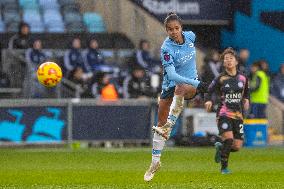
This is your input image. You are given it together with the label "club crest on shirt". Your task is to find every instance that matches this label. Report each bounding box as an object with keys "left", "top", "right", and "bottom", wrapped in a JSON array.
[
  {"left": 238, "top": 82, "right": 244, "bottom": 88},
  {"left": 222, "top": 122, "right": 229, "bottom": 129},
  {"left": 164, "top": 53, "right": 170, "bottom": 62}
]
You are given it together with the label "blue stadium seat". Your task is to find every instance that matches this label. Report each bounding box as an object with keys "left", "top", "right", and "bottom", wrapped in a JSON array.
[
  {"left": 43, "top": 10, "right": 63, "bottom": 25},
  {"left": 83, "top": 12, "right": 104, "bottom": 26},
  {"left": 3, "top": 10, "right": 21, "bottom": 24},
  {"left": 39, "top": 0, "right": 59, "bottom": 9},
  {"left": 6, "top": 22, "right": 19, "bottom": 32},
  {"left": 64, "top": 12, "right": 82, "bottom": 24},
  {"left": 29, "top": 22, "right": 45, "bottom": 33},
  {"left": 19, "top": 0, "right": 39, "bottom": 10},
  {"left": 46, "top": 22, "right": 65, "bottom": 33},
  {"left": 0, "top": 20, "right": 5, "bottom": 32},
  {"left": 58, "top": 0, "right": 76, "bottom": 6},
  {"left": 23, "top": 10, "right": 42, "bottom": 23},
  {"left": 66, "top": 22, "right": 85, "bottom": 33},
  {"left": 3, "top": 3, "right": 19, "bottom": 12},
  {"left": 0, "top": 0, "right": 17, "bottom": 6},
  {"left": 83, "top": 12, "right": 106, "bottom": 32}
]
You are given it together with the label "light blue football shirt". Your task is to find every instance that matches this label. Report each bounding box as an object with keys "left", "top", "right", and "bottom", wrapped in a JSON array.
[{"left": 160, "top": 31, "right": 199, "bottom": 90}]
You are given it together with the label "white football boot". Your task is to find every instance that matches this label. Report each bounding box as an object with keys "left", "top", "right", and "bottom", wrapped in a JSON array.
[{"left": 144, "top": 161, "right": 161, "bottom": 182}]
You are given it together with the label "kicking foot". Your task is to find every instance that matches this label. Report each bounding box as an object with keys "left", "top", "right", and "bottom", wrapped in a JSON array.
[
  {"left": 144, "top": 161, "right": 161, "bottom": 182},
  {"left": 214, "top": 142, "right": 222, "bottom": 163},
  {"left": 221, "top": 168, "right": 232, "bottom": 174}
]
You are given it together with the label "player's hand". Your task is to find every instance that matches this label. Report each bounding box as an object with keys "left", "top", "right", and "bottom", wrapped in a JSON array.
[
  {"left": 243, "top": 99, "right": 250, "bottom": 111},
  {"left": 204, "top": 101, "right": 213, "bottom": 112}
]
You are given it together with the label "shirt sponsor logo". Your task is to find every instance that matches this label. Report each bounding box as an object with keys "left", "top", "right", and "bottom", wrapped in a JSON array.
[{"left": 225, "top": 93, "right": 242, "bottom": 103}]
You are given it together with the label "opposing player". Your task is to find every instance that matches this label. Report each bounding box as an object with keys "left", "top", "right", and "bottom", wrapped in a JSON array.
[
  {"left": 204, "top": 47, "right": 249, "bottom": 174},
  {"left": 144, "top": 12, "right": 208, "bottom": 181}
]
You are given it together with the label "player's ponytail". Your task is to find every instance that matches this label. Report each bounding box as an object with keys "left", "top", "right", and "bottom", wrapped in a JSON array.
[{"left": 164, "top": 12, "right": 182, "bottom": 27}]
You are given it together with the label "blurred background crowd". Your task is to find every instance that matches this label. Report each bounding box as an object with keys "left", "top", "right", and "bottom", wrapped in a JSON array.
[{"left": 0, "top": 0, "right": 283, "bottom": 125}]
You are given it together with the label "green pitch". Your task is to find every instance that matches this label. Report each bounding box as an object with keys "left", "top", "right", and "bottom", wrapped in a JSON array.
[{"left": 0, "top": 147, "right": 283, "bottom": 189}]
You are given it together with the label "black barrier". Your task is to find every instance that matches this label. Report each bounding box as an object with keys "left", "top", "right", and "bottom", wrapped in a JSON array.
[
  {"left": 132, "top": 0, "right": 232, "bottom": 24},
  {"left": 0, "top": 106, "right": 67, "bottom": 143},
  {"left": 72, "top": 105, "right": 152, "bottom": 140}
]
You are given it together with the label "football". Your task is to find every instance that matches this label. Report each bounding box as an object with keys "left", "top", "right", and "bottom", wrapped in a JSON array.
[{"left": 37, "top": 62, "right": 62, "bottom": 87}]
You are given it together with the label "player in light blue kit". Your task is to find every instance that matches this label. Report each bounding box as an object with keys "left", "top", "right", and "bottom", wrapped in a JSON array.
[{"left": 144, "top": 12, "right": 208, "bottom": 181}]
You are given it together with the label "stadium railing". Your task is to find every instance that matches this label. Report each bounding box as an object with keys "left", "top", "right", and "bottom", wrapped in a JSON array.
[{"left": 1, "top": 49, "right": 135, "bottom": 98}]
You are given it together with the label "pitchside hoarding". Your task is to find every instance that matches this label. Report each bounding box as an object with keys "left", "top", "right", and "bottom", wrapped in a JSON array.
[
  {"left": 72, "top": 106, "right": 152, "bottom": 140},
  {"left": 0, "top": 107, "right": 67, "bottom": 143}
]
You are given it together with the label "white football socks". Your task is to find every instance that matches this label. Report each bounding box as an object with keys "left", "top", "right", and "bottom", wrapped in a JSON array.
[{"left": 152, "top": 132, "right": 165, "bottom": 163}]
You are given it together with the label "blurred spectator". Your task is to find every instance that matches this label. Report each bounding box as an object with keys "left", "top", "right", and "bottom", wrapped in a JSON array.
[
  {"left": 64, "top": 37, "right": 84, "bottom": 77},
  {"left": 0, "top": 70, "right": 10, "bottom": 88},
  {"left": 249, "top": 61, "right": 270, "bottom": 118},
  {"left": 258, "top": 59, "right": 273, "bottom": 78},
  {"left": 123, "top": 65, "right": 154, "bottom": 98},
  {"left": 8, "top": 22, "right": 31, "bottom": 49},
  {"left": 25, "top": 39, "right": 46, "bottom": 69},
  {"left": 25, "top": 39, "right": 50, "bottom": 98},
  {"left": 201, "top": 49, "right": 222, "bottom": 84},
  {"left": 238, "top": 48, "right": 250, "bottom": 75},
  {"left": 92, "top": 72, "right": 119, "bottom": 100},
  {"left": 83, "top": 38, "right": 106, "bottom": 73},
  {"left": 135, "top": 39, "right": 160, "bottom": 73},
  {"left": 271, "top": 64, "right": 284, "bottom": 102},
  {"left": 68, "top": 66, "right": 93, "bottom": 98}
]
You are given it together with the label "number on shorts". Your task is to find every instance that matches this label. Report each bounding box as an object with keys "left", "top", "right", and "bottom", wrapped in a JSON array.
[{"left": 239, "top": 124, "right": 244, "bottom": 134}]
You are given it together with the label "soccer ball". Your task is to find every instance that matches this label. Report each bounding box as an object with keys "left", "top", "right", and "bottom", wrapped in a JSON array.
[{"left": 37, "top": 62, "right": 62, "bottom": 87}]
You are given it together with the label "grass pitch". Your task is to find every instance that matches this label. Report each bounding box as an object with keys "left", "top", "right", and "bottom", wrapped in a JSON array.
[{"left": 0, "top": 147, "right": 283, "bottom": 188}]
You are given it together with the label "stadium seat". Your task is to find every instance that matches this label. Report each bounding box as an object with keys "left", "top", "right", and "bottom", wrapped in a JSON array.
[
  {"left": 83, "top": 12, "right": 104, "bottom": 26},
  {"left": 3, "top": 3, "right": 19, "bottom": 12},
  {"left": 19, "top": 0, "right": 39, "bottom": 10},
  {"left": 39, "top": 0, "right": 59, "bottom": 9},
  {"left": 0, "top": 20, "right": 5, "bottom": 32},
  {"left": 6, "top": 22, "right": 19, "bottom": 32},
  {"left": 63, "top": 12, "right": 82, "bottom": 25},
  {"left": 29, "top": 22, "right": 45, "bottom": 33},
  {"left": 23, "top": 10, "right": 42, "bottom": 23},
  {"left": 43, "top": 10, "right": 63, "bottom": 24},
  {"left": 66, "top": 22, "right": 85, "bottom": 33},
  {"left": 3, "top": 10, "right": 21, "bottom": 24},
  {"left": 61, "top": 4, "right": 80, "bottom": 14},
  {"left": 0, "top": 0, "right": 17, "bottom": 6},
  {"left": 58, "top": 0, "right": 76, "bottom": 6},
  {"left": 46, "top": 24, "right": 65, "bottom": 33}
]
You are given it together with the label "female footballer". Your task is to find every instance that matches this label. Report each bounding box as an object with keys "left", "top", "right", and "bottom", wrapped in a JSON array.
[
  {"left": 204, "top": 47, "right": 250, "bottom": 174},
  {"left": 144, "top": 12, "right": 208, "bottom": 182}
]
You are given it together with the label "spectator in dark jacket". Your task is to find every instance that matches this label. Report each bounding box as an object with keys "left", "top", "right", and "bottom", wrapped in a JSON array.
[
  {"left": 0, "top": 70, "right": 10, "bottom": 88},
  {"left": 123, "top": 65, "right": 154, "bottom": 98},
  {"left": 64, "top": 37, "right": 84, "bottom": 76},
  {"left": 25, "top": 39, "right": 46, "bottom": 70},
  {"left": 238, "top": 48, "right": 250, "bottom": 75},
  {"left": 83, "top": 38, "right": 105, "bottom": 73},
  {"left": 135, "top": 39, "right": 160, "bottom": 73},
  {"left": 201, "top": 49, "right": 222, "bottom": 84},
  {"left": 25, "top": 39, "right": 50, "bottom": 98},
  {"left": 271, "top": 64, "right": 284, "bottom": 102},
  {"left": 8, "top": 22, "right": 31, "bottom": 49}
]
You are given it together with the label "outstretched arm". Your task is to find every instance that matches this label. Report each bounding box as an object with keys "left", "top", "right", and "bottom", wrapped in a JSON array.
[{"left": 164, "top": 64, "right": 200, "bottom": 88}]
